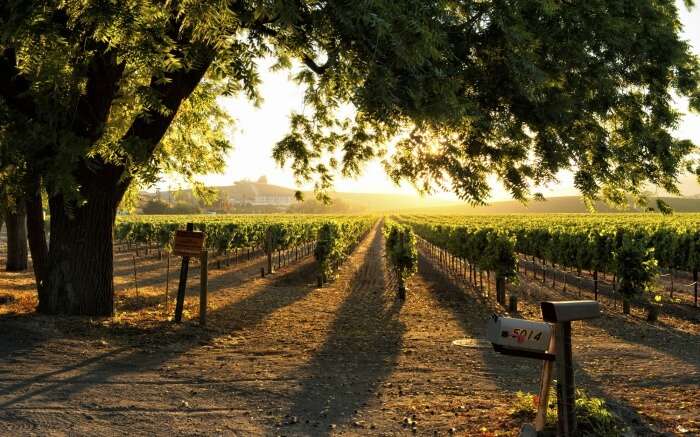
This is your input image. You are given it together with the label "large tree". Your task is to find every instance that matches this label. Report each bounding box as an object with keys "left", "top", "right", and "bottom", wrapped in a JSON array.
[{"left": 0, "top": 0, "right": 698, "bottom": 315}]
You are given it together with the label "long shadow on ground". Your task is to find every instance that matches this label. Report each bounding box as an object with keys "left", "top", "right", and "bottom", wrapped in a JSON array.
[
  {"left": 518, "top": 266, "right": 700, "bottom": 370},
  {"left": 417, "top": 251, "right": 664, "bottom": 435},
  {"left": 283, "top": 226, "right": 404, "bottom": 436},
  {"left": 115, "top": 247, "right": 314, "bottom": 312},
  {"left": 0, "top": 256, "right": 321, "bottom": 411}
]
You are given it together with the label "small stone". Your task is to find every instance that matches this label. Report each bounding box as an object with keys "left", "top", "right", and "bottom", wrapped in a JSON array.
[{"left": 519, "top": 424, "right": 537, "bottom": 437}]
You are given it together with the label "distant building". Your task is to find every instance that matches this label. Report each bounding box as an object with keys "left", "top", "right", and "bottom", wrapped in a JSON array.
[
  {"left": 141, "top": 179, "right": 296, "bottom": 213},
  {"left": 223, "top": 180, "right": 295, "bottom": 206}
]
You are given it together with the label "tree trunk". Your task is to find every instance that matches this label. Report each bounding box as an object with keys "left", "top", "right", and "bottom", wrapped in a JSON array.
[
  {"left": 622, "top": 298, "right": 630, "bottom": 315},
  {"left": 39, "top": 174, "right": 126, "bottom": 316},
  {"left": 5, "top": 197, "right": 28, "bottom": 272},
  {"left": 25, "top": 175, "right": 49, "bottom": 291}
]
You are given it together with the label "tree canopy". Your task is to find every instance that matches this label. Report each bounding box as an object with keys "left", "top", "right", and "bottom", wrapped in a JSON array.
[
  {"left": 0, "top": 0, "right": 699, "bottom": 315},
  {"left": 273, "top": 0, "right": 700, "bottom": 205},
  {"left": 1, "top": 1, "right": 698, "bottom": 206}
]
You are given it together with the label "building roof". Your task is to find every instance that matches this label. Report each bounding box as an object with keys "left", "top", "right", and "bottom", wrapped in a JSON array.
[{"left": 143, "top": 181, "right": 296, "bottom": 202}]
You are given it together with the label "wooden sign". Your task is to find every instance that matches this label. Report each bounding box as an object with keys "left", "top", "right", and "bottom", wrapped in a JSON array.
[{"left": 173, "top": 230, "right": 205, "bottom": 257}]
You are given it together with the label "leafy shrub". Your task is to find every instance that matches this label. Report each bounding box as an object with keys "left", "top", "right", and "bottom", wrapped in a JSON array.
[
  {"left": 384, "top": 222, "right": 418, "bottom": 299},
  {"left": 510, "top": 386, "right": 625, "bottom": 437}
]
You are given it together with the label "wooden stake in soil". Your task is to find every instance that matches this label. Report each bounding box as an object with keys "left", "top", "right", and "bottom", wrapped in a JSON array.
[
  {"left": 535, "top": 334, "right": 556, "bottom": 432},
  {"left": 593, "top": 270, "right": 598, "bottom": 301},
  {"left": 670, "top": 269, "right": 675, "bottom": 299},
  {"left": 165, "top": 253, "right": 170, "bottom": 313},
  {"left": 496, "top": 275, "right": 506, "bottom": 305}
]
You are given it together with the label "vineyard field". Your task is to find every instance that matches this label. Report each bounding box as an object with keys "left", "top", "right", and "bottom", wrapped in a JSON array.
[{"left": 0, "top": 214, "right": 698, "bottom": 435}]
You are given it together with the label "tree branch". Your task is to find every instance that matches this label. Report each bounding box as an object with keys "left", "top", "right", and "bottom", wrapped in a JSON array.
[
  {"left": 0, "top": 48, "right": 36, "bottom": 118},
  {"left": 248, "top": 19, "right": 338, "bottom": 76},
  {"left": 74, "top": 47, "right": 126, "bottom": 141},
  {"left": 303, "top": 49, "right": 339, "bottom": 75}
]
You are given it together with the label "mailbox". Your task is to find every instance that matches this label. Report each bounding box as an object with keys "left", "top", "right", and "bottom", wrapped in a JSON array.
[
  {"left": 486, "top": 315, "right": 554, "bottom": 360},
  {"left": 540, "top": 300, "right": 600, "bottom": 322},
  {"left": 485, "top": 301, "right": 602, "bottom": 437}
]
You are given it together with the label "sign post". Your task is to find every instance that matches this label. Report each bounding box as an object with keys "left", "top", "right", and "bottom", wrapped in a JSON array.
[
  {"left": 199, "top": 249, "right": 208, "bottom": 326},
  {"left": 172, "top": 223, "right": 206, "bottom": 323}
]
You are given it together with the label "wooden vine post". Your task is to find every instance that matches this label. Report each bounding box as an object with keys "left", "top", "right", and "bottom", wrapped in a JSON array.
[
  {"left": 593, "top": 270, "right": 598, "bottom": 300},
  {"left": 496, "top": 275, "right": 506, "bottom": 306},
  {"left": 694, "top": 269, "right": 698, "bottom": 307},
  {"left": 265, "top": 227, "right": 273, "bottom": 275},
  {"left": 199, "top": 250, "right": 208, "bottom": 326},
  {"left": 172, "top": 223, "right": 208, "bottom": 325}
]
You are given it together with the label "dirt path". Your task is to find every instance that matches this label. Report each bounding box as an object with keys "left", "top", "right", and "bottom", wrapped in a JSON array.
[
  {"left": 0, "top": 224, "right": 393, "bottom": 436},
  {"left": 1, "top": 223, "right": 698, "bottom": 436}
]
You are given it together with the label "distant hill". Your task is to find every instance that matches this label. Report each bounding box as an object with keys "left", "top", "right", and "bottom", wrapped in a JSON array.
[
  {"left": 328, "top": 191, "right": 460, "bottom": 212},
  {"left": 143, "top": 183, "right": 462, "bottom": 213},
  {"left": 406, "top": 196, "right": 700, "bottom": 214},
  {"left": 143, "top": 182, "right": 700, "bottom": 214}
]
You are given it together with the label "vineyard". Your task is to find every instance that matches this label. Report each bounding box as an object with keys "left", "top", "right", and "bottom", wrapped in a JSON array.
[
  {"left": 397, "top": 214, "right": 700, "bottom": 313},
  {"left": 114, "top": 214, "right": 373, "bottom": 284},
  {"left": 0, "top": 213, "right": 698, "bottom": 435}
]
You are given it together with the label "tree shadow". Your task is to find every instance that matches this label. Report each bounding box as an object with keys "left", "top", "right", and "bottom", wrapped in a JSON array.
[
  {"left": 0, "top": 347, "right": 129, "bottom": 409},
  {"left": 0, "top": 229, "right": 376, "bottom": 437},
  {"left": 0, "top": 281, "right": 37, "bottom": 293},
  {"left": 517, "top": 267, "right": 700, "bottom": 369},
  {"left": 582, "top": 313, "right": 700, "bottom": 369},
  {"left": 0, "top": 315, "right": 55, "bottom": 369},
  {"left": 416, "top": 252, "right": 537, "bottom": 392},
  {"left": 283, "top": 226, "right": 404, "bottom": 435},
  {"left": 520, "top": 259, "right": 700, "bottom": 325},
  {"left": 115, "top": 251, "right": 312, "bottom": 312},
  {"left": 0, "top": 251, "right": 320, "bottom": 411}
]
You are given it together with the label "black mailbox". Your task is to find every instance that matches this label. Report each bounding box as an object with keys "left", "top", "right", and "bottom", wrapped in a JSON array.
[{"left": 540, "top": 300, "right": 600, "bottom": 323}]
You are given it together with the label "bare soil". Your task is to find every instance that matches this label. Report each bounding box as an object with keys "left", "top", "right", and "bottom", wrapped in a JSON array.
[{"left": 0, "top": 224, "right": 698, "bottom": 436}]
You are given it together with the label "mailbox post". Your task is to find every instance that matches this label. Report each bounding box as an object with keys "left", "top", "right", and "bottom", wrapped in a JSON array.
[
  {"left": 540, "top": 300, "right": 600, "bottom": 436},
  {"left": 487, "top": 300, "right": 600, "bottom": 436}
]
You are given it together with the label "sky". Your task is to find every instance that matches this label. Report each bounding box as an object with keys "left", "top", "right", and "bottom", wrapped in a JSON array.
[{"left": 161, "top": 2, "right": 700, "bottom": 202}]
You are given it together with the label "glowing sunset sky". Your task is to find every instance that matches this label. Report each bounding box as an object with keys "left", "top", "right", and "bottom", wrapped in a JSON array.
[{"left": 164, "top": 1, "right": 700, "bottom": 201}]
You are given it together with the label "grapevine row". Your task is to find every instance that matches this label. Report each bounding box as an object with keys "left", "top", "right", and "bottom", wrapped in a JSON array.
[
  {"left": 115, "top": 214, "right": 375, "bottom": 281},
  {"left": 397, "top": 214, "right": 700, "bottom": 311}
]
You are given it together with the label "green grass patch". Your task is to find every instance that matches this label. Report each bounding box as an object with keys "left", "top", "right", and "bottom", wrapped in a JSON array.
[{"left": 510, "top": 386, "right": 627, "bottom": 436}]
